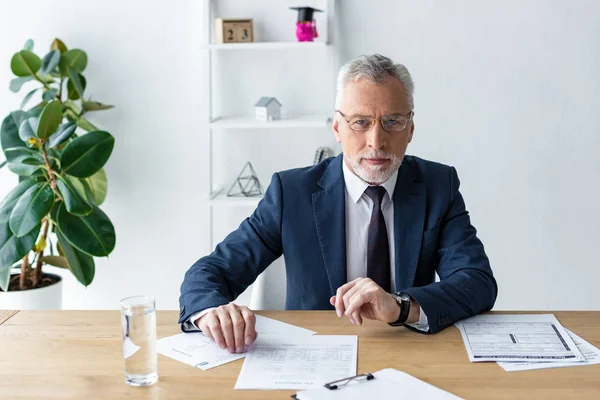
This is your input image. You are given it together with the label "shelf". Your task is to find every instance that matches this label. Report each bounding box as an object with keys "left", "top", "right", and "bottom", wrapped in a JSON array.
[
  {"left": 207, "top": 41, "right": 329, "bottom": 51},
  {"left": 210, "top": 115, "right": 331, "bottom": 129},
  {"left": 209, "top": 189, "right": 263, "bottom": 206}
]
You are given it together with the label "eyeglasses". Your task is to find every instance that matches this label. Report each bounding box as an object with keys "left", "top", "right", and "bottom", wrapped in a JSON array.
[
  {"left": 335, "top": 110, "right": 413, "bottom": 132},
  {"left": 324, "top": 373, "right": 375, "bottom": 390}
]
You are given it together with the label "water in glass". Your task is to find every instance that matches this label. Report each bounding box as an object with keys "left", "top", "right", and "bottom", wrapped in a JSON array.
[{"left": 121, "top": 296, "right": 158, "bottom": 386}]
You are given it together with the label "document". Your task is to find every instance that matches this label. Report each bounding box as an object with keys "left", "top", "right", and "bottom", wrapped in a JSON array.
[
  {"left": 157, "top": 315, "right": 316, "bottom": 370},
  {"left": 497, "top": 329, "right": 600, "bottom": 372},
  {"left": 234, "top": 335, "right": 358, "bottom": 390},
  {"left": 295, "top": 368, "right": 463, "bottom": 400},
  {"left": 455, "top": 314, "right": 585, "bottom": 362}
]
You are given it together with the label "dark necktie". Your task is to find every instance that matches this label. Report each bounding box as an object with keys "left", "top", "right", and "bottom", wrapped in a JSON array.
[{"left": 365, "top": 186, "right": 391, "bottom": 292}]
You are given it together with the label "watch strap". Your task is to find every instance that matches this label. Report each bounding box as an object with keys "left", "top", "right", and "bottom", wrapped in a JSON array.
[{"left": 389, "top": 292, "right": 411, "bottom": 326}]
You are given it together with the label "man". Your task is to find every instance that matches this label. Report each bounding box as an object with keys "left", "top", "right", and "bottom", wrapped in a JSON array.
[{"left": 179, "top": 54, "right": 497, "bottom": 354}]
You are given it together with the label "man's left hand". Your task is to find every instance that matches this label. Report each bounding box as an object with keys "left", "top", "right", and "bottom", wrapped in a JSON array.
[{"left": 329, "top": 277, "right": 419, "bottom": 325}]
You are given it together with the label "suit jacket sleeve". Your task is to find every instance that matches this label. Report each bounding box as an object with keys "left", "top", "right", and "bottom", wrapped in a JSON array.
[
  {"left": 178, "top": 173, "right": 284, "bottom": 329},
  {"left": 402, "top": 166, "right": 498, "bottom": 334}
]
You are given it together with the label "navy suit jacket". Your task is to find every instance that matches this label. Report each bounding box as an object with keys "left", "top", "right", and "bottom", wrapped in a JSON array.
[{"left": 179, "top": 154, "right": 497, "bottom": 333}]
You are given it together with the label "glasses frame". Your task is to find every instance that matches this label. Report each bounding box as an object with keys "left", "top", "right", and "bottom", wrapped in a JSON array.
[
  {"left": 324, "top": 372, "right": 375, "bottom": 390},
  {"left": 335, "top": 109, "right": 414, "bottom": 132}
]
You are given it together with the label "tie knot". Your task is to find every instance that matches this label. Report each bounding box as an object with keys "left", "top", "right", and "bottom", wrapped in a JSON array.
[{"left": 365, "top": 186, "right": 387, "bottom": 204}]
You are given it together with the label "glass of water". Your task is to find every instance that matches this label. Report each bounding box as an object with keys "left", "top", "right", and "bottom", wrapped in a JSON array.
[{"left": 120, "top": 295, "right": 158, "bottom": 386}]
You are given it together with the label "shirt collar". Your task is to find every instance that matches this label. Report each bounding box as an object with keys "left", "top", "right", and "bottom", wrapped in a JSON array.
[{"left": 342, "top": 157, "right": 399, "bottom": 204}]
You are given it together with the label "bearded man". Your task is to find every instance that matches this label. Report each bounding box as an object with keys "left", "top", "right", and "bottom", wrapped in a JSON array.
[{"left": 179, "top": 54, "right": 497, "bottom": 355}]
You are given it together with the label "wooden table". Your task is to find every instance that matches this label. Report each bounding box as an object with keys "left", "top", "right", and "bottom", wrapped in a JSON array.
[{"left": 0, "top": 310, "right": 599, "bottom": 399}]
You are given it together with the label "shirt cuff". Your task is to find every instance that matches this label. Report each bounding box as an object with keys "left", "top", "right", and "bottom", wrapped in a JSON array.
[
  {"left": 182, "top": 308, "right": 215, "bottom": 332},
  {"left": 405, "top": 306, "right": 429, "bottom": 332}
]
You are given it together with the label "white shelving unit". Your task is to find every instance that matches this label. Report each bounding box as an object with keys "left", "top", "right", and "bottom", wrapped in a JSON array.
[{"left": 203, "top": 0, "right": 337, "bottom": 249}]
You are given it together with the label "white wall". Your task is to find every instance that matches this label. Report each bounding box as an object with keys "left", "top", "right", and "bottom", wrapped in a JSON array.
[{"left": 1, "top": 0, "right": 599, "bottom": 311}]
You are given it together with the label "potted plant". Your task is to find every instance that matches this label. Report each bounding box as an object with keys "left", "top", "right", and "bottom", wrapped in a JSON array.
[{"left": 0, "top": 38, "right": 116, "bottom": 309}]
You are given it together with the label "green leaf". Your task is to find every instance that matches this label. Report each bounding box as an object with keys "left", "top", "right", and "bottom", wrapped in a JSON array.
[
  {"left": 61, "top": 131, "right": 114, "bottom": 178},
  {"left": 57, "top": 203, "right": 115, "bottom": 257},
  {"left": 37, "top": 100, "right": 62, "bottom": 139},
  {"left": 40, "top": 255, "right": 69, "bottom": 269},
  {"left": 1, "top": 111, "right": 29, "bottom": 162},
  {"left": 46, "top": 122, "right": 76, "bottom": 149},
  {"left": 59, "top": 49, "right": 87, "bottom": 75},
  {"left": 9, "top": 76, "right": 33, "bottom": 93},
  {"left": 0, "top": 178, "right": 36, "bottom": 223},
  {"left": 82, "top": 101, "right": 114, "bottom": 112},
  {"left": 83, "top": 168, "right": 108, "bottom": 206},
  {"left": 18, "top": 117, "right": 38, "bottom": 143},
  {"left": 42, "top": 88, "right": 58, "bottom": 102},
  {"left": 9, "top": 182, "right": 54, "bottom": 237},
  {"left": 11, "top": 50, "right": 42, "bottom": 77},
  {"left": 21, "top": 88, "right": 40, "bottom": 109},
  {"left": 67, "top": 72, "right": 86, "bottom": 100},
  {"left": 0, "top": 160, "right": 6, "bottom": 170},
  {"left": 7, "top": 161, "right": 41, "bottom": 176},
  {"left": 27, "top": 103, "right": 47, "bottom": 117},
  {"left": 40, "top": 50, "right": 61, "bottom": 76},
  {"left": 57, "top": 176, "right": 92, "bottom": 215},
  {"left": 75, "top": 117, "right": 97, "bottom": 132},
  {"left": 50, "top": 38, "right": 67, "bottom": 54},
  {"left": 0, "top": 263, "right": 12, "bottom": 292},
  {"left": 0, "top": 223, "right": 40, "bottom": 291},
  {"left": 56, "top": 231, "right": 95, "bottom": 286},
  {"left": 23, "top": 39, "right": 34, "bottom": 51}
]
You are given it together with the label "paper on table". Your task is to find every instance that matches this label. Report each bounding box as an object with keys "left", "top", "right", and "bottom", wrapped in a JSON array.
[
  {"left": 234, "top": 335, "right": 358, "bottom": 390},
  {"left": 497, "top": 329, "right": 600, "bottom": 372},
  {"left": 295, "top": 368, "right": 463, "bottom": 400},
  {"left": 455, "top": 314, "right": 585, "bottom": 363},
  {"left": 156, "top": 315, "right": 316, "bottom": 370}
]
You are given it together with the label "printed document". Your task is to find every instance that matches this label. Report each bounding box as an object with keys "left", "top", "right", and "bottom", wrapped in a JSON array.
[
  {"left": 234, "top": 335, "right": 358, "bottom": 390},
  {"left": 498, "top": 329, "right": 600, "bottom": 371},
  {"left": 157, "top": 315, "right": 316, "bottom": 370},
  {"left": 455, "top": 314, "right": 585, "bottom": 362}
]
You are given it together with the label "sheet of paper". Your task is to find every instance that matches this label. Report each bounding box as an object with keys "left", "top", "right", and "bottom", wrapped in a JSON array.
[
  {"left": 157, "top": 315, "right": 316, "bottom": 370},
  {"left": 455, "top": 314, "right": 585, "bottom": 362},
  {"left": 497, "top": 329, "right": 600, "bottom": 371},
  {"left": 295, "top": 368, "right": 463, "bottom": 400},
  {"left": 234, "top": 335, "right": 358, "bottom": 390}
]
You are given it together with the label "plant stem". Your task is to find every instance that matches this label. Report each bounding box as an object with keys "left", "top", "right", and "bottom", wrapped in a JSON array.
[
  {"left": 57, "top": 76, "right": 64, "bottom": 102},
  {"left": 32, "top": 219, "right": 49, "bottom": 287},
  {"left": 33, "top": 73, "right": 51, "bottom": 91},
  {"left": 41, "top": 146, "right": 59, "bottom": 194},
  {"left": 19, "top": 254, "right": 29, "bottom": 290}
]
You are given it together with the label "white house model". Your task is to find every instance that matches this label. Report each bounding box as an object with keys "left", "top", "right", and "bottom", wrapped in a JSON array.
[{"left": 254, "top": 97, "right": 282, "bottom": 121}]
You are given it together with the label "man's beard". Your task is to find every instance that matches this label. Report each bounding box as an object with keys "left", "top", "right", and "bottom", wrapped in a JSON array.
[{"left": 346, "top": 150, "right": 403, "bottom": 184}]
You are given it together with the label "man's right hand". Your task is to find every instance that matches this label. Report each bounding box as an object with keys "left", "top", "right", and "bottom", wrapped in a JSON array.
[{"left": 195, "top": 303, "right": 257, "bottom": 354}]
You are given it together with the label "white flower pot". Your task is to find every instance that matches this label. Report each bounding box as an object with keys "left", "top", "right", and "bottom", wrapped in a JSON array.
[{"left": 0, "top": 273, "right": 63, "bottom": 310}]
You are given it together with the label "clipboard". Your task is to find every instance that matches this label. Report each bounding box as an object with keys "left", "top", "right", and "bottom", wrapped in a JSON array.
[
  {"left": 291, "top": 373, "right": 374, "bottom": 398},
  {"left": 291, "top": 368, "right": 463, "bottom": 400}
]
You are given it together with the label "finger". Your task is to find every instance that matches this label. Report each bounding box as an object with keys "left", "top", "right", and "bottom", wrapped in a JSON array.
[
  {"left": 217, "top": 309, "right": 235, "bottom": 353},
  {"left": 206, "top": 315, "right": 226, "bottom": 349},
  {"left": 230, "top": 307, "right": 246, "bottom": 353},
  {"left": 342, "top": 280, "right": 366, "bottom": 311},
  {"left": 201, "top": 324, "right": 214, "bottom": 340},
  {"left": 345, "top": 291, "right": 375, "bottom": 317},
  {"left": 335, "top": 278, "right": 362, "bottom": 317},
  {"left": 241, "top": 307, "right": 257, "bottom": 347},
  {"left": 352, "top": 310, "right": 363, "bottom": 326},
  {"left": 330, "top": 296, "right": 335, "bottom": 306}
]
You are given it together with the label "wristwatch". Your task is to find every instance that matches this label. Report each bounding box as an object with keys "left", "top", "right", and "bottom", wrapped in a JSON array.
[{"left": 388, "top": 292, "right": 411, "bottom": 326}]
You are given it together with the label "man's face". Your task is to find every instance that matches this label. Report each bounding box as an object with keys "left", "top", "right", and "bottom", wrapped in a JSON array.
[{"left": 333, "top": 76, "right": 414, "bottom": 184}]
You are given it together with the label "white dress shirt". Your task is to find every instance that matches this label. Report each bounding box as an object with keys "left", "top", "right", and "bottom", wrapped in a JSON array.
[
  {"left": 184, "top": 160, "right": 429, "bottom": 332},
  {"left": 342, "top": 159, "right": 429, "bottom": 332}
]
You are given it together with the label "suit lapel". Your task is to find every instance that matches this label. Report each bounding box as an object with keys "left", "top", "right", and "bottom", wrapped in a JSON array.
[
  {"left": 312, "top": 155, "right": 347, "bottom": 295},
  {"left": 393, "top": 160, "right": 426, "bottom": 291}
]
